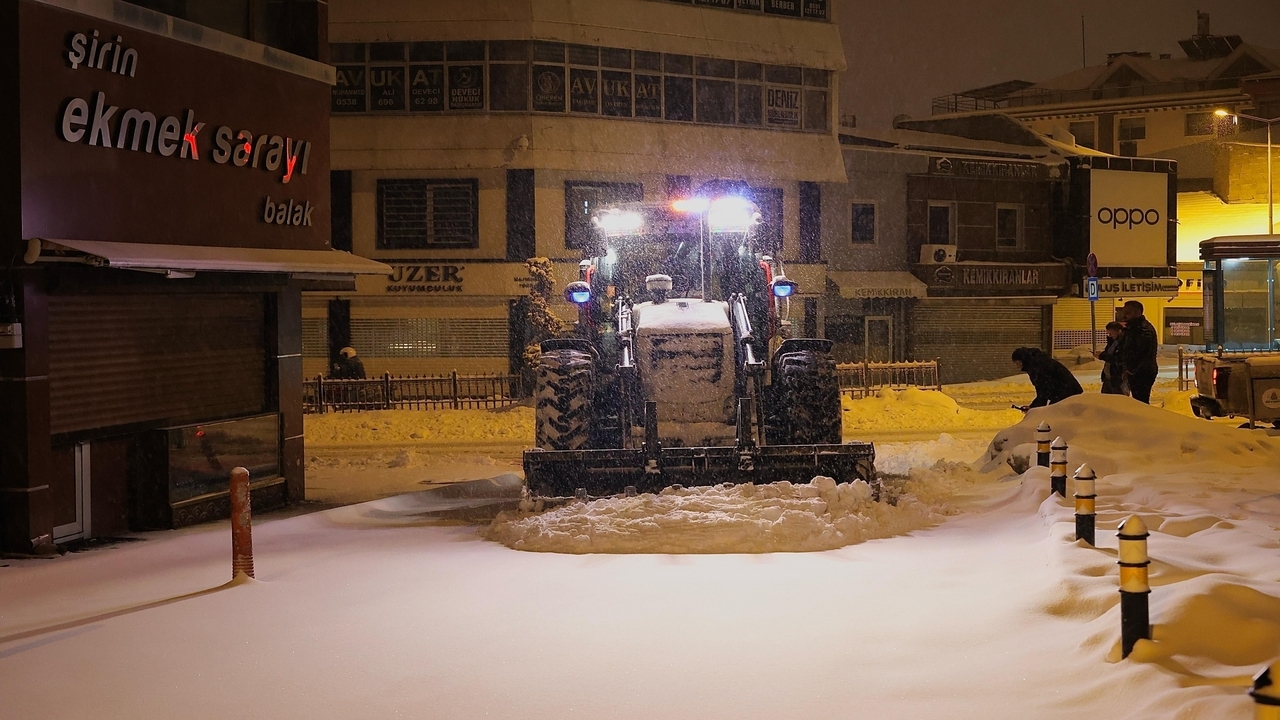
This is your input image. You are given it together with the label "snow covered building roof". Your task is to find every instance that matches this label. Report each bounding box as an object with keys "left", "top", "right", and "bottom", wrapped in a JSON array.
[
  {"left": 838, "top": 113, "right": 1109, "bottom": 168},
  {"left": 931, "top": 29, "right": 1280, "bottom": 119}
]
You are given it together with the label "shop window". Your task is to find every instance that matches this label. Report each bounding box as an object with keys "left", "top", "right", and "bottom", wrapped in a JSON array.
[
  {"left": 996, "top": 204, "right": 1022, "bottom": 248},
  {"left": 1185, "top": 111, "right": 1214, "bottom": 136},
  {"left": 489, "top": 41, "right": 529, "bottom": 62},
  {"left": 737, "top": 84, "right": 762, "bottom": 125},
  {"left": 408, "top": 42, "right": 444, "bottom": 62},
  {"left": 332, "top": 39, "right": 833, "bottom": 133},
  {"left": 664, "top": 76, "right": 694, "bottom": 122},
  {"left": 696, "top": 79, "right": 735, "bottom": 124},
  {"left": 446, "top": 41, "right": 485, "bottom": 62},
  {"left": 737, "top": 62, "right": 763, "bottom": 81},
  {"left": 601, "top": 47, "right": 632, "bottom": 69},
  {"left": 564, "top": 181, "right": 644, "bottom": 250},
  {"left": 928, "top": 203, "right": 954, "bottom": 245},
  {"left": 376, "top": 179, "right": 480, "bottom": 250},
  {"left": 489, "top": 63, "right": 529, "bottom": 111},
  {"left": 851, "top": 202, "right": 876, "bottom": 243},
  {"left": 1069, "top": 120, "right": 1095, "bottom": 149},
  {"left": 804, "top": 89, "right": 828, "bottom": 130},
  {"left": 696, "top": 57, "right": 736, "bottom": 78},
  {"left": 369, "top": 42, "right": 405, "bottom": 62}
]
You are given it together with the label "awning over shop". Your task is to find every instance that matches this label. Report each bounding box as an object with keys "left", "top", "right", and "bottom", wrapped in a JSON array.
[
  {"left": 28, "top": 238, "right": 390, "bottom": 277},
  {"left": 828, "top": 271, "right": 927, "bottom": 299}
]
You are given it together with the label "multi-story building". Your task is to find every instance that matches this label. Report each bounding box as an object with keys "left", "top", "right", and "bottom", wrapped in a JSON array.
[
  {"left": 0, "top": 0, "right": 387, "bottom": 552},
  {"left": 928, "top": 13, "right": 1277, "bottom": 348},
  {"left": 316, "top": 0, "right": 845, "bottom": 379},
  {"left": 825, "top": 115, "right": 1176, "bottom": 382}
]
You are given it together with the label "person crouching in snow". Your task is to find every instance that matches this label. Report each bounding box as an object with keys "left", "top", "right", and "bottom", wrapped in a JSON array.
[
  {"left": 1095, "top": 321, "right": 1127, "bottom": 395},
  {"left": 1011, "top": 347, "right": 1083, "bottom": 410}
]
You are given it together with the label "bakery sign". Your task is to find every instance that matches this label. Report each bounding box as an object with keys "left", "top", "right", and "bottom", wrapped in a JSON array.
[
  {"left": 58, "top": 29, "right": 316, "bottom": 217},
  {"left": 20, "top": 1, "right": 331, "bottom": 248}
]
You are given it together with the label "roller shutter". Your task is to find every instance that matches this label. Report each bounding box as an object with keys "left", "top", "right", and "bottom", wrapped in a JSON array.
[
  {"left": 911, "top": 304, "right": 1044, "bottom": 384},
  {"left": 1052, "top": 298, "right": 1110, "bottom": 350},
  {"left": 48, "top": 293, "right": 267, "bottom": 435}
]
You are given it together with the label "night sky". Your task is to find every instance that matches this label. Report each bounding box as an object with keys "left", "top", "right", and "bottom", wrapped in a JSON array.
[{"left": 838, "top": 0, "right": 1280, "bottom": 130}]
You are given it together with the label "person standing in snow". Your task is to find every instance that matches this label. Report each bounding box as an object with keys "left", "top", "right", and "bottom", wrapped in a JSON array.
[
  {"left": 1011, "top": 347, "right": 1084, "bottom": 410},
  {"left": 1096, "top": 321, "right": 1127, "bottom": 395},
  {"left": 332, "top": 346, "right": 367, "bottom": 380},
  {"left": 1117, "top": 300, "right": 1159, "bottom": 404}
]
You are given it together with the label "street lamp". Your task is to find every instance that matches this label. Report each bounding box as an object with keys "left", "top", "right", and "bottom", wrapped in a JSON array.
[{"left": 1216, "top": 108, "right": 1278, "bottom": 235}]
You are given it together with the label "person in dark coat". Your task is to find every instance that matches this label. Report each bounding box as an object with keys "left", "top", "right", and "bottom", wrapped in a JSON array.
[
  {"left": 1118, "top": 300, "right": 1159, "bottom": 404},
  {"left": 1096, "top": 321, "right": 1127, "bottom": 395},
  {"left": 331, "top": 346, "right": 367, "bottom": 380},
  {"left": 1011, "top": 347, "right": 1084, "bottom": 409}
]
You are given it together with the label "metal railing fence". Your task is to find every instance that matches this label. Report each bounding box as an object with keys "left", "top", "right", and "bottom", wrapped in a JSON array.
[
  {"left": 836, "top": 360, "right": 942, "bottom": 398},
  {"left": 304, "top": 372, "right": 524, "bottom": 413}
]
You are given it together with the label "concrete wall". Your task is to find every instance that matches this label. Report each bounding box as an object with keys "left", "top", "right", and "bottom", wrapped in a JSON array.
[{"left": 1216, "top": 141, "right": 1280, "bottom": 204}]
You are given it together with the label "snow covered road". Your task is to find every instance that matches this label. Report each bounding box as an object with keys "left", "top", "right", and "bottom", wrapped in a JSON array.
[{"left": 2, "top": 396, "right": 1276, "bottom": 719}]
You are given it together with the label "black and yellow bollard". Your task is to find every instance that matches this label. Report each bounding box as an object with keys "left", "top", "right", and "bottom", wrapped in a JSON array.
[
  {"left": 1074, "top": 464, "right": 1096, "bottom": 545},
  {"left": 1036, "top": 422, "right": 1051, "bottom": 467},
  {"left": 1118, "top": 515, "right": 1151, "bottom": 659},
  {"left": 1050, "top": 436, "right": 1068, "bottom": 496},
  {"left": 1252, "top": 660, "right": 1280, "bottom": 719}
]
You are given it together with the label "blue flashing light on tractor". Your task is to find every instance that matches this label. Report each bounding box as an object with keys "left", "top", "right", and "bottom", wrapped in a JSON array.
[
  {"left": 770, "top": 277, "right": 797, "bottom": 298},
  {"left": 564, "top": 281, "right": 592, "bottom": 305}
]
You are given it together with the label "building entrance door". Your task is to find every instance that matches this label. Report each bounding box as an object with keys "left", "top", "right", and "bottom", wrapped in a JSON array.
[
  {"left": 52, "top": 442, "right": 91, "bottom": 543},
  {"left": 865, "top": 316, "right": 893, "bottom": 362}
]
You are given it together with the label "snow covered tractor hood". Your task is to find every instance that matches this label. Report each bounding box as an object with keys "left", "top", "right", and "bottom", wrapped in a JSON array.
[{"left": 633, "top": 299, "right": 736, "bottom": 427}]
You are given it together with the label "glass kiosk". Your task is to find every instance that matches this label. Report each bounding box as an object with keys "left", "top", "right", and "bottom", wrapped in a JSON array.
[{"left": 1201, "top": 236, "right": 1280, "bottom": 351}]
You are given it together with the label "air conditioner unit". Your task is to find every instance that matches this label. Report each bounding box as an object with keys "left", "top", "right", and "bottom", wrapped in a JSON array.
[{"left": 919, "top": 244, "right": 957, "bottom": 264}]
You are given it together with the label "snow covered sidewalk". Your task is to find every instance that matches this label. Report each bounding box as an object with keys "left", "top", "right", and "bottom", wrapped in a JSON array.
[{"left": 3, "top": 396, "right": 1277, "bottom": 718}]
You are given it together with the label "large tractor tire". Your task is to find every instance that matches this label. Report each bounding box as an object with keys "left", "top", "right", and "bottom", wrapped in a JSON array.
[
  {"left": 772, "top": 348, "right": 842, "bottom": 445},
  {"left": 535, "top": 348, "right": 595, "bottom": 450}
]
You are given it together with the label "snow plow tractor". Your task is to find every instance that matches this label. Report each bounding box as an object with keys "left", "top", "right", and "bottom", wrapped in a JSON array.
[{"left": 523, "top": 190, "right": 876, "bottom": 498}]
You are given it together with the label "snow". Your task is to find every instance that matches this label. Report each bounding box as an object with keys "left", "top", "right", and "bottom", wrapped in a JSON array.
[
  {"left": 304, "top": 406, "right": 533, "bottom": 446},
  {"left": 5, "top": 395, "right": 1280, "bottom": 718},
  {"left": 488, "top": 474, "right": 954, "bottom": 554},
  {"left": 634, "top": 298, "right": 732, "bottom": 332},
  {"left": 842, "top": 386, "right": 1024, "bottom": 433}
]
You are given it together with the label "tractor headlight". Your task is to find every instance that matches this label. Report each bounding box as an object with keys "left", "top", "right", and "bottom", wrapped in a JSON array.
[
  {"left": 770, "top": 277, "right": 797, "bottom": 298},
  {"left": 565, "top": 281, "right": 593, "bottom": 305},
  {"left": 592, "top": 209, "right": 644, "bottom": 236},
  {"left": 707, "top": 196, "right": 761, "bottom": 233}
]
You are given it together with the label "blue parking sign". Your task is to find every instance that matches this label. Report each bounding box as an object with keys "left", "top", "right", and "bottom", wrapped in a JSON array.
[{"left": 1086, "top": 276, "right": 1099, "bottom": 302}]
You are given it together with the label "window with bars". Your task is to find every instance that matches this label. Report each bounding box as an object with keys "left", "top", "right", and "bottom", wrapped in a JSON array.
[
  {"left": 302, "top": 318, "right": 328, "bottom": 358},
  {"left": 376, "top": 179, "right": 480, "bottom": 249},
  {"left": 350, "top": 318, "right": 509, "bottom": 358}
]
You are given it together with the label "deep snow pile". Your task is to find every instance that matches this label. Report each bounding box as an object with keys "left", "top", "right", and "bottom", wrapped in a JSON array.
[
  {"left": 304, "top": 406, "right": 533, "bottom": 445},
  {"left": 977, "top": 394, "right": 1280, "bottom": 715},
  {"left": 982, "top": 393, "right": 1280, "bottom": 478},
  {"left": 842, "top": 386, "right": 1023, "bottom": 432},
  {"left": 487, "top": 460, "right": 990, "bottom": 554}
]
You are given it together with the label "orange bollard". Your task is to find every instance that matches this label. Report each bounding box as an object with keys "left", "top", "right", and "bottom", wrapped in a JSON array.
[{"left": 230, "top": 467, "right": 255, "bottom": 579}]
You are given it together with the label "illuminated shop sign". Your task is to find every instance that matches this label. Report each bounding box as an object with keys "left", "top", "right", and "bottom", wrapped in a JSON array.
[
  {"left": 55, "top": 27, "right": 315, "bottom": 215},
  {"left": 21, "top": 2, "right": 331, "bottom": 248}
]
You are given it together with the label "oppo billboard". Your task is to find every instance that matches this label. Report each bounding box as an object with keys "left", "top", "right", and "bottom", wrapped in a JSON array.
[{"left": 1089, "top": 169, "right": 1170, "bottom": 267}]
